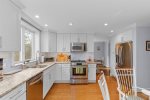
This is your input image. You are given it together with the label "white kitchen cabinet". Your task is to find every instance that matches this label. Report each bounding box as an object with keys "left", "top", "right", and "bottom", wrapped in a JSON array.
[
  {"left": 43, "top": 68, "right": 50, "bottom": 98},
  {"left": 55, "top": 63, "right": 71, "bottom": 83},
  {"left": 0, "top": 83, "right": 26, "bottom": 100},
  {"left": 87, "top": 34, "right": 94, "bottom": 52},
  {"left": 41, "top": 30, "right": 49, "bottom": 52},
  {"left": 62, "top": 64, "right": 70, "bottom": 81},
  {"left": 79, "top": 34, "right": 87, "bottom": 42},
  {"left": 55, "top": 64, "right": 62, "bottom": 81},
  {"left": 57, "top": 33, "right": 70, "bottom": 52},
  {"left": 0, "top": 0, "right": 21, "bottom": 51},
  {"left": 63, "top": 34, "right": 70, "bottom": 52},
  {"left": 57, "top": 34, "right": 64, "bottom": 52},
  {"left": 16, "top": 92, "right": 26, "bottom": 100},
  {"left": 43, "top": 65, "right": 55, "bottom": 98},
  {"left": 49, "top": 33, "right": 57, "bottom": 52},
  {"left": 70, "top": 33, "right": 87, "bottom": 43},
  {"left": 88, "top": 64, "right": 96, "bottom": 83},
  {"left": 70, "top": 33, "right": 78, "bottom": 42},
  {"left": 41, "top": 30, "right": 57, "bottom": 52}
]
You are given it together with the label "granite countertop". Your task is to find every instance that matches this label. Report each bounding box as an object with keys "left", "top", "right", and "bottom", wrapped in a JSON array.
[
  {"left": 86, "top": 61, "right": 102, "bottom": 64},
  {"left": 55, "top": 61, "right": 71, "bottom": 64},
  {"left": 0, "top": 62, "right": 55, "bottom": 97}
]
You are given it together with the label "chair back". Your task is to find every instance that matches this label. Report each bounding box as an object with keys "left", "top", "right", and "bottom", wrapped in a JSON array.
[
  {"left": 115, "top": 68, "right": 136, "bottom": 96},
  {"left": 98, "top": 72, "right": 110, "bottom": 100}
]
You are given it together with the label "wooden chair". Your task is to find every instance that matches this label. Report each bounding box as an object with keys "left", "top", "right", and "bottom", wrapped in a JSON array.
[
  {"left": 115, "top": 68, "right": 150, "bottom": 100},
  {"left": 98, "top": 71, "right": 110, "bottom": 100}
]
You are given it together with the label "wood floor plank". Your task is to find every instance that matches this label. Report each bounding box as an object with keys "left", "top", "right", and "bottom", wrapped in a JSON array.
[{"left": 44, "top": 74, "right": 119, "bottom": 100}]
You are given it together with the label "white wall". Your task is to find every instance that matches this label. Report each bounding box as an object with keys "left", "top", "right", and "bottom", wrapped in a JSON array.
[{"left": 136, "top": 27, "right": 150, "bottom": 88}]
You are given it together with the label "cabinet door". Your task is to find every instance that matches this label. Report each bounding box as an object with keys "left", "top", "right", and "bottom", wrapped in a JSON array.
[
  {"left": 57, "top": 34, "right": 64, "bottom": 52},
  {"left": 70, "top": 33, "right": 78, "bottom": 42},
  {"left": 49, "top": 67, "right": 54, "bottom": 89},
  {"left": 55, "top": 64, "right": 62, "bottom": 80},
  {"left": 62, "top": 64, "right": 70, "bottom": 81},
  {"left": 52, "top": 65, "right": 56, "bottom": 83},
  {"left": 63, "top": 34, "right": 70, "bottom": 52},
  {"left": 87, "top": 34, "right": 94, "bottom": 52},
  {"left": 49, "top": 33, "right": 57, "bottom": 52},
  {"left": 43, "top": 70, "right": 50, "bottom": 98},
  {"left": 79, "top": 34, "right": 87, "bottom": 43},
  {"left": 88, "top": 64, "right": 96, "bottom": 82},
  {"left": 16, "top": 92, "right": 26, "bottom": 100},
  {"left": 41, "top": 31, "right": 49, "bottom": 52},
  {"left": 0, "top": 0, "right": 21, "bottom": 51},
  {"left": 0, "top": 83, "right": 26, "bottom": 100}
]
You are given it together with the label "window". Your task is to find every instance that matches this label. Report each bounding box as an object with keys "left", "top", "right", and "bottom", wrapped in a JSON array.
[
  {"left": 24, "top": 30, "right": 33, "bottom": 60},
  {"left": 13, "top": 20, "right": 40, "bottom": 63}
]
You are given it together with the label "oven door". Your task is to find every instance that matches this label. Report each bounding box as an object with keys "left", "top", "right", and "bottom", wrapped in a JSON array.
[{"left": 71, "top": 66, "right": 88, "bottom": 78}]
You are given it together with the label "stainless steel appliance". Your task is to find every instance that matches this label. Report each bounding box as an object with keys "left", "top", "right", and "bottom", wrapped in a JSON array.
[
  {"left": 115, "top": 41, "right": 133, "bottom": 68},
  {"left": 0, "top": 58, "right": 3, "bottom": 70},
  {"left": 71, "top": 43, "right": 87, "bottom": 52},
  {"left": 27, "top": 73, "right": 43, "bottom": 100},
  {"left": 70, "top": 60, "right": 88, "bottom": 84}
]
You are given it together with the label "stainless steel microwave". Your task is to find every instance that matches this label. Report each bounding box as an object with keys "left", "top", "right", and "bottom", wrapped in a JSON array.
[{"left": 71, "top": 43, "right": 87, "bottom": 52}]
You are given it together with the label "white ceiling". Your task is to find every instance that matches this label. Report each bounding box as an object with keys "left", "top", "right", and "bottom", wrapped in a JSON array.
[{"left": 20, "top": 0, "right": 150, "bottom": 36}]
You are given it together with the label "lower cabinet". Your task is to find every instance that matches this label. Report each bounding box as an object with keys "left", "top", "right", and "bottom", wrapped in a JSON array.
[
  {"left": 55, "top": 64, "right": 62, "bottom": 81},
  {"left": 62, "top": 64, "right": 70, "bottom": 81},
  {"left": 43, "top": 65, "right": 55, "bottom": 98},
  {"left": 88, "top": 64, "right": 96, "bottom": 83},
  {"left": 55, "top": 63, "right": 70, "bottom": 83},
  {"left": 0, "top": 83, "right": 26, "bottom": 100}
]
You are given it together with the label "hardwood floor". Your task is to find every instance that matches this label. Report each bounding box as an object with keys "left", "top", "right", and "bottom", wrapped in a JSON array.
[{"left": 44, "top": 74, "right": 119, "bottom": 100}]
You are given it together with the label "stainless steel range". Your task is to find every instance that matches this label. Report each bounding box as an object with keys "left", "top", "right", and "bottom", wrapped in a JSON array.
[{"left": 70, "top": 60, "right": 88, "bottom": 84}]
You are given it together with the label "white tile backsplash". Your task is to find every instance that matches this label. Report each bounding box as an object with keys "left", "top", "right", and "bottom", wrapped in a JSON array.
[
  {"left": 71, "top": 52, "right": 94, "bottom": 60},
  {"left": 0, "top": 52, "right": 13, "bottom": 69}
]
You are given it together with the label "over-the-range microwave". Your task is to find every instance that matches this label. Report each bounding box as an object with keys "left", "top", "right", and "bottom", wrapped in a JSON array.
[{"left": 70, "top": 42, "right": 87, "bottom": 52}]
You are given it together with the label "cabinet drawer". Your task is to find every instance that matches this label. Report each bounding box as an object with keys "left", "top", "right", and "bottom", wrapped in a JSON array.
[{"left": 1, "top": 83, "right": 26, "bottom": 100}]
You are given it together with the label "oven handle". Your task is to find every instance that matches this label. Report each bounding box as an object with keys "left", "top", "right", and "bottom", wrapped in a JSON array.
[
  {"left": 28, "top": 76, "right": 42, "bottom": 86},
  {"left": 71, "top": 66, "right": 87, "bottom": 68}
]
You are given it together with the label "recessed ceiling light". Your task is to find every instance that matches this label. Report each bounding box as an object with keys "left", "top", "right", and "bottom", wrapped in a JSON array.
[
  {"left": 35, "top": 15, "right": 39, "bottom": 19},
  {"left": 104, "top": 23, "right": 108, "bottom": 26},
  {"left": 69, "top": 22, "right": 73, "bottom": 26},
  {"left": 111, "top": 30, "right": 114, "bottom": 33},
  {"left": 45, "top": 24, "right": 48, "bottom": 27}
]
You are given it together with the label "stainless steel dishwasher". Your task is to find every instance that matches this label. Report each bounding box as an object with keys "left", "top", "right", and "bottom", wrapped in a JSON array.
[{"left": 27, "top": 73, "right": 43, "bottom": 100}]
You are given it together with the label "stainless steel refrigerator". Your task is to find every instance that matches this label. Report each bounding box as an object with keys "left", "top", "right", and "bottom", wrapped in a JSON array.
[{"left": 115, "top": 41, "right": 133, "bottom": 68}]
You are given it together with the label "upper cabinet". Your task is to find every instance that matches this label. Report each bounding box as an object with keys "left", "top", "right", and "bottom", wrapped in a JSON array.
[
  {"left": 70, "top": 33, "right": 87, "bottom": 43},
  {"left": 49, "top": 32, "right": 57, "bottom": 52},
  {"left": 57, "top": 33, "right": 70, "bottom": 52},
  {"left": 87, "top": 34, "right": 94, "bottom": 52},
  {"left": 41, "top": 33, "right": 95, "bottom": 53},
  {"left": 0, "top": 0, "right": 21, "bottom": 51},
  {"left": 41, "top": 30, "right": 57, "bottom": 52}
]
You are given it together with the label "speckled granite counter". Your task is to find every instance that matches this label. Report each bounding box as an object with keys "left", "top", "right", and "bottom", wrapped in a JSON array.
[
  {"left": 0, "top": 62, "right": 55, "bottom": 97},
  {"left": 86, "top": 61, "right": 102, "bottom": 64}
]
